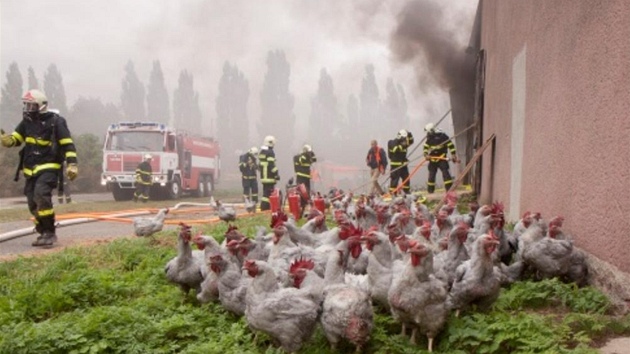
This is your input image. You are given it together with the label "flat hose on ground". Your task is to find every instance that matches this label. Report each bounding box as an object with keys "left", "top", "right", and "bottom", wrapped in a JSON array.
[{"left": 0, "top": 202, "right": 260, "bottom": 243}]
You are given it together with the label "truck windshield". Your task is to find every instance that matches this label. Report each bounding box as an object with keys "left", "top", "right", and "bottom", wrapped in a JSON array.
[{"left": 106, "top": 131, "right": 164, "bottom": 152}]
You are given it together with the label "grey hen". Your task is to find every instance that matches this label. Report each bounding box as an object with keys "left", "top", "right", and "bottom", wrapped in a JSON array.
[
  {"left": 212, "top": 199, "right": 236, "bottom": 224},
  {"left": 133, "top": 208, "right": 169, "bottom": 241}
]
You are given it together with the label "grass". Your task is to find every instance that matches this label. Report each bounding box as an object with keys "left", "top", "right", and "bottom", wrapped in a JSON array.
[{"left": 1, "top": 212, "right": 629, "bottom": 353}]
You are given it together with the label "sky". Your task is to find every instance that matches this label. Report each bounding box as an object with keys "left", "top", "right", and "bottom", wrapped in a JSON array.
[{"left": 0, "top": 0, "right": 477, "bottom": 145}]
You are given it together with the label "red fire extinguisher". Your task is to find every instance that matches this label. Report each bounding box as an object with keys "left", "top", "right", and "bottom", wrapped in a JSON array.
[
  {"left": 314, "top": 192, "right": 326, "bottom": 214},
  {"left": 288, "top": 189, "right": 301, "bottom": 220},
  {"left": 269, "top": 188, "right": 280, "bottom": 212}
]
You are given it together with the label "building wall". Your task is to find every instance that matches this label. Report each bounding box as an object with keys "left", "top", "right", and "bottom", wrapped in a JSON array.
[{"left": 479, "top": 0, "right": 630, "bottom": 272}]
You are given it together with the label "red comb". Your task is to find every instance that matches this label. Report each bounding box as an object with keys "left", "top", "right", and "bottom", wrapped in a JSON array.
[
  {"left": 270, "top": 210, "right": 288, "bottom": 228},
  {"left": 289, "top": 257, "right": 315, "bottom": 274}
]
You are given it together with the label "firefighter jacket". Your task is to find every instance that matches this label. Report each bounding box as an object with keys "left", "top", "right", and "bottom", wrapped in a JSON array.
[
  {"left": 366, "top": 146, "right": 388, "bottom": 172},
  {"left": 239, "top": 152, "right": 258, "bottom": 179},
  {"left": 258, "top": 146, "right": 279, "bottom": 184},
  {"left": 9, "top": 112, "right": 78, "bottom": 179},
  {"left": 388, "top": 134, "right": 414, "bottom": 168},
  {"left": 294, "top": 151, "right": 317, "bottom": 179},
  {"left": 135, "top": 160, "right": 153, "bottom": 185},
  {"left": 423, "top": 131, "right": 456, "bottom": 162}
]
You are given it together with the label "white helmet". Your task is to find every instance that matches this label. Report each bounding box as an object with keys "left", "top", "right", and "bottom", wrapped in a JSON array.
[
  {"left": 144, "top": 154, "right": 153, "bottom": 160},
  {"left": 397, "top": 129, "right": 409, "bottom": 138},
  {"left": 424, "top": 123, "right": 436, "bottom": 133},
  {"left": 264, "top": 135, "right": 276, "bottom": 147},
  {"left": 22, "top": 89, "right": 48, "bottom": 114},
  {"left": 249, "top": 146, "right": 259, "bottom": 155},
  {"left": 302, "top": 144, "right": 312, "bottom": 153}
]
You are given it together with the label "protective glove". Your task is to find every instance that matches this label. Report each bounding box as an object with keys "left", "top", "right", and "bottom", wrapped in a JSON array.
[
  {"left": 451, "top": 155, "right": 460, "bottom": 163},
  {"left": 66, "top": 163, "right": 78, "bottom": 181},
  {"left": 1, "top": 129, "right": 15, "bottom": 147}
]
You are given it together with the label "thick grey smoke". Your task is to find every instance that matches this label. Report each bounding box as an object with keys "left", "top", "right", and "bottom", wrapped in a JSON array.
[{"left": 390, "top": 0, "right": 476, "bottom": 93}]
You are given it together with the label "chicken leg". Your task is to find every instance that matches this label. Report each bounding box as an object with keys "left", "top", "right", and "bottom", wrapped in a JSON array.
[{"left": 428, "top": 336, "right": 434, "bottom": 353}]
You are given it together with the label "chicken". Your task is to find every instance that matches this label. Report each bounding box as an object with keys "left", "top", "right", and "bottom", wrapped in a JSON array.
[
  {"left": 362, "top": 229, "right": 394, "bottom": 310},
  {"left": 243, "top": 259, "right": 320, "bottom": 353},
  {"left": 244, "top": 196, "right": 256, "bottom": 214},
  {"left": 164, "top": 223, "right": 204, "bottom": 298},
  {"left": 133, "top": 208, "right": 169, "bottom": 241},
  {"left": 302, "top": 212, "right": 328, "bottom": 234},
  {"left": 320, "top": 237, "right": 373, "bottom": 352},
  {"left": 192, "top": 234, "right": 225, "bottom": 303},
  {"left": 210, "top": 252, "right": 251, "bottom": 316},
  {"left": 388, "top": 240, "right": 448, "bottom": 352},
  {"left": 521, "top": 222, "right": 575, "bottom": 281},
  {"left": 434, "top": 222, "right": 470, "bottom": 288},
  {"left": 447, "top": 233, "right": 501, "bottom": 315},
  {"left": 212, "top": 198, "right": 236, "bottom": 224}
]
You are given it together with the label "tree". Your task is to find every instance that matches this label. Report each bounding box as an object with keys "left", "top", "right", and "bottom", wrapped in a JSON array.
[
  {"left": 120, "top": 60, "right": 146, "bottom": 121},
  {"left": 72, "top": 133, "right": 106, "bottom": 193},
  {"left": 43, "top": 64, "right": 69, "bottom": 115},
  {"left": 173, "top": 70, "right": 202, "bottom": 133},
  {"left": 359, "top": 64, "right": 381, "bottom": 140},
  {"left": 0, "top": 62, "right": 24, "bottom": 128},
  {"left": 259, "top": 50, "right": 295, "bottom": 150},
  {"left": 309, "top": 68, "right": 338, "bottom": 140},
  {"left": 69, "top": 97, "right": 123, "bottom": 136},
  {"left": 216, "top": 61, "right": 250, "bottom": 161},
  {"left": 27, "top": 67, "right": 39, "bottom": 90},
  {"left": 146, "top": 61, "right": 170, "bottom": 124}
]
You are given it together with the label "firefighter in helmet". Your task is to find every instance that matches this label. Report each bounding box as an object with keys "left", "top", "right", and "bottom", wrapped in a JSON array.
[
  {"left": 258, "top": 135, "right": 279, "bottom": 211},
  {"left": 387, "top": 129, "right": 414, "bottom": 194},
  {"left": 294, "top": 144, "right": 317, "bottom": 207},
  {"left": 239, "top": 146, "right": 259, "bottom": 207},
  {"left": 134, "top": 154, "right": 153, "bottom": 202},
  {"left": 423, "top": 123, "right": 458, "bottom": 193},
  {"left": 0, "top": 89, "right": 78, "bottom": 247}
]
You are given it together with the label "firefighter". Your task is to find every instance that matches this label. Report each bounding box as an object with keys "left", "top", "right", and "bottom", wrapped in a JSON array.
[
  {"left": 0, "top": 89, "right": 78, "bottom": 247},
  {"left": 239, "top": 146, "right": 259, "bottom": 206},
  {"left": 387, "top": 129, "right": 414, "bottom": 194},
  {"left": 423, "top": 123, "right": 459, "bottom": 193},
  {"left": 294, "top": 144, "right": 317, "bottom": 207},
  {"left": 258, "top": 135, "right": 279, "bottom": 211},
  {"left": 134, "top": 154, "right": 153, "bottom": 202}
]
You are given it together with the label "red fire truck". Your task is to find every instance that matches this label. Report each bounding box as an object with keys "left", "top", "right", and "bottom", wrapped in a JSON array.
[{"left": 101, "top": 122, "right": 221, "bottom": 201}]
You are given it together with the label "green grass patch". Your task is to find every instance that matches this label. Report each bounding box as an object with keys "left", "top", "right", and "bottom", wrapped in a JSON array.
[{"left": 1, "top": 213, "right": 629, "bottom": 353}]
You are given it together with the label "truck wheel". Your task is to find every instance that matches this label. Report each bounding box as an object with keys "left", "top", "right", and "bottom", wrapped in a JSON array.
[
  {"left": 205, "top": 175, "right": 214, "bottom": 197},
  {"left": 168, "top": 176, "right": 181, "bottom": 200},
  {"left": 195, "top": 176, "right": 206, "bottom": 198},
  {"left": 112, "top": 185, "right": 134, "bottom": 201}
]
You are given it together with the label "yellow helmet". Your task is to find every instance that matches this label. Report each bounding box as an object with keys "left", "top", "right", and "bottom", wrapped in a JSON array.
[
  {"left": 249, "top": 146, "right": 259, "bottom": 155},
  {"left": 424, "top": 123, "right": 436, "bottom": 133},
  {"left": 302, "top": 144, "right": 312, "bottom": 153}
]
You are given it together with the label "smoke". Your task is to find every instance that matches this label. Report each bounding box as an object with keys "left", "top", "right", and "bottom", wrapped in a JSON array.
[{"left": 390, "top": 0, "right": 476, "bottom": 94}]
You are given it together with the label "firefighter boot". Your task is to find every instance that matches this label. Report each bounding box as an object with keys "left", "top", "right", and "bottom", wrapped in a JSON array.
[
  {"left": 58, "top": 196, "right": 64, "bottom": 204},
  {"left": 32, "top": 232, "right": 57, "bottom": 247}
]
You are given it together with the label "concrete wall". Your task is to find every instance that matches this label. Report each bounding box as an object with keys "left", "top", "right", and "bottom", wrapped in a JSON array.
[{"left": 479, "top": 1, "right": 630, "bottom": 274}]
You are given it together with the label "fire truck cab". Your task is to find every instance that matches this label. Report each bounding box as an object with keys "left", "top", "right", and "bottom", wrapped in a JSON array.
[{"left": 101, "top": 122, "right": 221, "bottom": 201}]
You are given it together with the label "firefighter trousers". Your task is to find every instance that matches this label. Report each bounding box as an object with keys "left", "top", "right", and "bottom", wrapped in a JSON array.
[
  {"left": 24, "top": 171, "right": 58, "bottom": 234},
  {"left": 260, "top": 183, "right": 275, "bottom": 211},
  {"left": 427, "top": 160, "right": 453, "bottom": 193},
  {"left": 134, "top": 183, "right": 151, "bottom": 202},
  {"left": 390, "top": 165, "right": 410, "bottom": 194},
  {"left": 242, "top": 178, "right": 259, "bottom": 203}
]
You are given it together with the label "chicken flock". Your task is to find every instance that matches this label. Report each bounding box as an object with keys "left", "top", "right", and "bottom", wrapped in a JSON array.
[{"left": 159, "top": 191, "right": 588, "bottom": 353}]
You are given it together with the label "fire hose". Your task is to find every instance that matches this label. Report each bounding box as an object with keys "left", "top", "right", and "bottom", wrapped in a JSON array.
[{"left": 0, "top": 202, "right": 268, "bottom": 244}]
